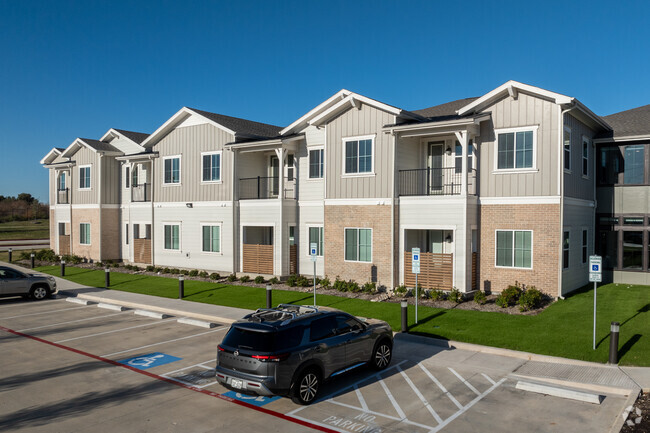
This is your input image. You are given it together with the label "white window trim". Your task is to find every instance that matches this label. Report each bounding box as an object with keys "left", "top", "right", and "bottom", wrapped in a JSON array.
[
  {"left": 306, "top": 224, "right": 324, "bottom": 257},
  {"left": 163, "top": 222, "right": 181, "bottom": 251},
  {"left": 78, "top": 165, "right": 92, "bottom": 190},
  {"left": 343, "top": 227, "right": 373, "bottom": 263},
  {"left": 307, "top": 146, "right": 325, "bottom": 181},
  {"left": 494, "top": 229, "right": 533, "bottom": 270},
  {"left": 200, "top": 222, "right": 223, "bottom": 255},
  {"left": 200, "top": 151, "right": 223, "bottom": 184},
  {"left": 493, "top": 126, "right": 539, "bottom": 173},
  {"left": 342, "top": 134, "right": 376, "bottom": 177},
  {"left": 564, "top": 126, "right": 572, "bottom": 173},
  {"left": 79, "top": 222, "right": 91, "bottom": 245},
  {"left": 162, "top": 155, "right": 182, "bottom": 186},
  {"left": 582, "top": 135, "right": 590, "bottom": 179}
]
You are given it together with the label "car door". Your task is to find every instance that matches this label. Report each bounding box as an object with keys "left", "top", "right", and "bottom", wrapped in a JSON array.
[
  {"left": 337, "top": 314, "right": 374, "bottom": 366},
  {"left": 309, "top": 316, "right": 348, "bottom": 378},
  {"left": 2, "top": 269, "right": 28, "bottom": 295}
]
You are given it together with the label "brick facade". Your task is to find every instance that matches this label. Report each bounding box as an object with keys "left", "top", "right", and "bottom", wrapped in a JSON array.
[
  {"left": 480, "top": 204, "right": 560, "bottom": 297},
  {"left": 324, "top": 204, "right": 392, "bottom": 288}
]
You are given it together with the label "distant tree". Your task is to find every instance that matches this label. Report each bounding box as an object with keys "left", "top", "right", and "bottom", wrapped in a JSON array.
[{"left": 17, "top": 193, "right": 35, "bottom": 204}]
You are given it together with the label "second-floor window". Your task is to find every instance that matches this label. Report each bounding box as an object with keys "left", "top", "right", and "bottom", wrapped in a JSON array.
[
  {"left": 582, "top": 137, "right": 589, "bottom": 177},
  {"left": 79, "top": 166, "right": 91, "bottom": 189},
  {"left": 125, "top": 167, "right": 130, "bottom": 188},
  {"left": 202, "top": 152, "right": 221, "bottom": 182},
  {"left": 57, "top": 172, "right": 66, "bottom": 190},
  {"left": 344, "top": 136, "right": 373, "bottom": 175},
  {"left": 309, "top": 149, "right": 324, "bottom": 178},
  {"left": 164, "top": 156, "right": 181, "bottom": 185},
  {"left": 495, "top": 128, "right": 535, "bottom": 170},
  {"left": 564, "top": 127, "right": 571, "bottom": 171}
]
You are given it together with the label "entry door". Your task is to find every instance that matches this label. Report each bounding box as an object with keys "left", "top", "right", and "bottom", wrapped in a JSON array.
[
  {"left": 269, "top": 156, "right": 279, "bottom": 197},
  {"left": 428, "top": 142, "right": 444, "bottom": 191}
]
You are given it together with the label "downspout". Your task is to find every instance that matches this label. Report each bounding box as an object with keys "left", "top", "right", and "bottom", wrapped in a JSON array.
[
  {"left": 390, "top": 129, "right": 396, "bottom": 290},
  {"left": 151, "top": 157, "right": 155, "bottom": 267},
  {"left": 557, "top": 103, "right": 576, "bottom": 299},
  {"left": 98, "top": 154, "right": 103, "bottom": 262}
]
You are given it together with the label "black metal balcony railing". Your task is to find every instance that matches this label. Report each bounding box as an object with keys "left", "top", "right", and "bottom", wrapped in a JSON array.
[
  {"left": 57, "top": 188, "right": 69, "bottom": 204},
  {"left": 239, "top": 177, "right": 295, "bottom": 200},
  {"left": 398, "top": 167, "right": 476, "bottom": 196},
  {"left": 131, "top": 183, "right": 151, "bottom": 202}
]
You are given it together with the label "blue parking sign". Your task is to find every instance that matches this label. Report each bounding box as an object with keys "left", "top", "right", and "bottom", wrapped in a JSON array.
[
  {"left": 223, "top": 391, "right": 280, "bottom": 406},
  {"left": 118, "top": 352, "right": 182, "bottom": 370},
  {"left": 592, "top": 264, "right": 599, "bottom": 272}
]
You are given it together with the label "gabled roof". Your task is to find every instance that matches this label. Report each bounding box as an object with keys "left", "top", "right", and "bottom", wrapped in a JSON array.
[
  {"left": 99, "top": 128, "right": 148, "bottom": 156},
  {"left": 411, "top": 97, "right": 479, "bottom": 122},
  {"left": 100, "top": 128, "right": 149, "bottom": 145},
  {"left": 60, "top": 138, "right": 123, "bottom": 159},
  {"left": 280, "top": 90, "right": 351, "bottom": 135},
  {"left": 597, "top": 104, "right": 650, "bottom": 140},
  {"left": 141, "top": 107, "right": 283, "bottom": 148},
  {"left": 40, "top": 147, "right": 65, "bottom": 165}
]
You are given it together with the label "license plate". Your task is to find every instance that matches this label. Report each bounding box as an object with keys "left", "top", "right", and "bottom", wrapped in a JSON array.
[{"left": 231, "top": 378, "right": 244, "bottom": 389}]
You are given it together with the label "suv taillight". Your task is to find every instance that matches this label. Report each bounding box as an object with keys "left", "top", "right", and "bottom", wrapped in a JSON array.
[{"left": 251, "top": 353, "right": 289, "bottom": 362}]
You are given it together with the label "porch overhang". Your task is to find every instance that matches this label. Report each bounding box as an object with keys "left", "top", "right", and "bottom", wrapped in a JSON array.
[
  {"left": 115, "top": 152, "right": 159, "bottom": 162},
  {"left": 383, "top": 113, "right": 489, "bottom": 139},
  {"left": 227, "top": 134, "right": 303, "bottom": 154}
]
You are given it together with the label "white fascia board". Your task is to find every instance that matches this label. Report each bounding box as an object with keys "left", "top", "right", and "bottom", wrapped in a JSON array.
[
  {"left": 310, "top": 93, "right": 402, "bottom": 127},
  {"left": 61, "top": 138, "right": 89, "bottom": 158},
  {"left": 383, "top": 114, "right": 489, "bottom": 134},
  {"left": 40, "top": 148, "right": 62, "bottom": 165},
  {"left": 457, "top": 80, "right": 573, "bottom": 116},
  {"left": 593, "top": 134, "right": 650, "bottom": 144},
  {"left": 99, "top": 128, "right": 120, "bottom": 142},
  {"left": 115, "top": 152, "right": 159, "bottom": 162},
  {"left": 280, "top": 89, "right": 350, "bottom": 135},
  {"left": 572, "top": 100, "right": 612, "bottom": 131}
]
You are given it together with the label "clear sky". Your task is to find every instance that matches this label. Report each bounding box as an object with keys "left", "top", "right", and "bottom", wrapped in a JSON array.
[{"left": 1, "top": 0, "right": 648, "bottom": 203}]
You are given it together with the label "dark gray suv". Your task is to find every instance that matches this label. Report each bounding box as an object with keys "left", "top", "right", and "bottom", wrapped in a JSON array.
[{"left": 216, "top": 304, "right": 393, "bottom": 405}]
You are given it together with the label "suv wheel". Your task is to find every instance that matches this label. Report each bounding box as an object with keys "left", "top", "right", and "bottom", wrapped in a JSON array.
[
  {"left": 291, "top": 368, "right": 320, "bottom": 405},
  {"left": 372, "top": 340, "right": 392, "bottom": 370},
  {"left": 30, "top": 285, "right": 49, "bottom": 301}
]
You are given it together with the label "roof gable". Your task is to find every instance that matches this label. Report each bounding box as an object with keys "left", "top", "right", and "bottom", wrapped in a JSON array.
[
  {"left": 60, "top": 138, "right": 122, "bottom": 159},
  {"left": 40, "top": 147, "right": 64, "bottom": 165},
  {"left": 598, "top": 104, "right": 650, "bottom": 139}
]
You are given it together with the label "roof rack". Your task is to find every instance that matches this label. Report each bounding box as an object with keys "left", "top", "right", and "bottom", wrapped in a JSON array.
[{"left": 248, "top": 304, "right": 319, "bottom": 325}]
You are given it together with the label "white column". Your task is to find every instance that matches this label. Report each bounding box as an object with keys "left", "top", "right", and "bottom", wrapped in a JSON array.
[{"left": 455, "top": 131, "right": 468, "bottom": 196}]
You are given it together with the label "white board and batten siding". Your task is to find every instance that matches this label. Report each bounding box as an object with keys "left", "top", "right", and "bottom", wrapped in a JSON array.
[
  {"left": 563, "top": 113, "right": 597, "bottom": 201},
  {"left": 73, "top": 146, "right": 99, "bottom": 205},
  {"left": 562, "top": 202, "right": 594, "bottom": 295}
]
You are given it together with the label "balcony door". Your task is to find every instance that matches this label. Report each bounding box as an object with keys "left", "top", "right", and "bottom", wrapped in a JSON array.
[
  {"left": 269, "top": 155, "right": 279, "bottom": 197},
  {"left": 428, "top": 142, "right": 444, "bottom": 192}
]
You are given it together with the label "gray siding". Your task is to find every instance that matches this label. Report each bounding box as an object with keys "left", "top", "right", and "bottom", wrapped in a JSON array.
[
  {"left": 153, "top": 123, "right": 234, "bottom": 202},
  {"left": 325, "top": 104, "right": 396, "bottom": 199},
  {"left": 102, "top": 156, "right": 120, "bottom": 204},
  {"left": 73, "top": 146, "right": 98, "bottom": 205},
  {"left": 297, "top": 125, "right": 325, "bottom": 201},
  {"left": 563, "top": 113, "right": 596, "bottom": 200},
  {"left": 478, "top": 93, "right": 560, "bottom": 197},
  {"left": 562, "top": 203, "right": 594, "bottom": 295},
  {"left": 597, "top": 186, "right": 650, "bottom": 214}
]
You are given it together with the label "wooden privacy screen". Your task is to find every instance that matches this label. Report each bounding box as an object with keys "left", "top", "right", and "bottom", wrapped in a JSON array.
[
  {"left": 289, "top": 244, "right": 297, "bottom": 275},
  {"left": 59, "top": 235, "right": 70, "bottom": 255},
  {"left": 471, "top": 252, "right": 478, "bottom": 290},
  {"left": 134, "top": 239, "right": 152, "bottom": 264},
  {"left": 404, "top": 252, "right": 453, "bottom": 289},
  {"left": 243, "top": 244, "right": 274, "bottom": 274}
]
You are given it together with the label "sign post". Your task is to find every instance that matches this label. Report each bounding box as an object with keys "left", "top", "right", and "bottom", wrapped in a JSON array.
[
  {"left": 412, "top": 248, "right": 420, "bottom": 324},
  {"left": 589, "top": 255, "right": 602, "bottom": 350},
  {"left": 310, "top": 243, "right": 318, "bottom": 307}
]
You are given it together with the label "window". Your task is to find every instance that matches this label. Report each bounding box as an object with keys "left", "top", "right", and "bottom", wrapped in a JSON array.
[
  {"left": 287, "top": 154, "right": 294, "bottom": 181},
  {"left": 79, "top": 166, "right": 91, "bottom": 189},
  {"left": 163, "top": 156, "right": 181, "bottom": 184},
  {"left": 344, "top": 137, "right": 373, "bottom": 174},
  {"left": 202, "top": 225, "right": 221, "bottom": 253},
  {"left": 80, "top": 223, "right": 90, "bottom": 245},
  {"left": 344, "top": 228, "right": 372, "bottom": 262},
  {"left": 59, "top": 223, "right": 65, "bottom": 236},
  {"left": 125, "top": 224, "right": 129, "bottom": 244},
  {"left": 623, "top": 231, "right": 643, "bottom": 269},
  {"left": 563, "top": 231, "right": 570, "bottom": 269},
  {"left": 310, "top": 316, "right": 337, "bottom": 341},
  {"left": 201, "top": 152, "right": 221, "bottom": 182},
  {"left": 134, "top": 224, "right": 140, "bottom": 239},
  {"left": 58, "top": 172, "right": 66, "bottom": 190},
  {"left": 495, "top": 230, "right": 532, "bottom": 268},
  {"left": 164, "top": 224, "right": 180, "bottom": 250},
  {"left": 455, "top": 142, "right": 462, "bottom": 173},
  {"left": 582, "top": 137, "right": 589, "bottom": 177},
  {"left": 309, "top": 149, "right": 324, "bottom": 178},
  {"left": 582, "top": 230, "right": 588, "bottom": 264},
  {"left": 308, "top": 226, "right": 324, "bottom": 256},
  {"left": 132, "top": 166, "right": 139, "bottom": 187},
  {"left": 564, "top": 127, "right": 571, "bottom": 171},
  {"left": 496, "top": 128, "right": 534, "bottom": 170},
  {"left": 145, "top": 224, "right": 151, "bottom": 239},
  {"left": 624, "top": 145, "right": 645, "bottom": 184},
  {"left": 125, "top": 167, "right": 130, "bottom": 188}
]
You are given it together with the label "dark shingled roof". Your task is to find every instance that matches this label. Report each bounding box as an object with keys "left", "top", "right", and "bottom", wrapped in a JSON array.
[
  {"left": 114, "top": 129, "right": 149, "bottom": 144},
  {"left": 55, "top": 147, "right": 65, "bottom": 152},
  {"left": 411, "top": 97, "right": 479, "bottom": 121},
  {"left": 597, "top": 104, "right": 650, "bottom": 139},
  {"left": 188, "top": 107, "right": 283, "bottom": 140},
  {"left": 80, "top": 138, "right": 122, "bottom": 153}
]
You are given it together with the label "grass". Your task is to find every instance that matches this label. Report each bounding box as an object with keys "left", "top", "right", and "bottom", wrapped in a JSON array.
[
  {"left": 36, "top": 265, "right": 650, "bottom": 366},
  {"left": 0, "top": 249, "right": 38, "bottom": 263},
  {"left": 0, "top": 219, "right": 49, "bottom": 240}
]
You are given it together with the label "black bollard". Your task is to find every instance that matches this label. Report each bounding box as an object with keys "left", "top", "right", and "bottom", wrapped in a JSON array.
[
  {"left": 179, "top": 275, "right": 185, "bottom": 299},
  {"left": 30, "top": 253, "right": 35, "bottom": 269},
  {"left": 105, "top": 267, "right": 110, "bottom": 288},
  {"left": 8, "top": 248, "right": 12, "bottom": 263},
  {"left": 609, "top": 322, "right": 620, "bottom": 364},
  {"left": 61, "top": 260, "right": 66, "bottom": 277},
  {"left": 266, "top": 284, "right": 272, "bottom": 309},
  {"left": 401, "top": 300, "right": 408, "bottom": 333}
]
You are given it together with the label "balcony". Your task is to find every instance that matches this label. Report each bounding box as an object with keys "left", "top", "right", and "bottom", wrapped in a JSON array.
[
  {"left": 398, "top": 167, "right": 476, "bottom": 196},
  {"left": 131, "top": 183, "right": 151, "bottom": 202},
  {"left": 57, "top": 188, "right": 69, "bottom": 204},
  {"left": 239, "top": 176, "right": 295, "bottom": 200}
]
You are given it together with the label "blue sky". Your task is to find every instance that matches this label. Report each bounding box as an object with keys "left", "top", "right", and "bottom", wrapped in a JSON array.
[{"left": 1, "top": 0, "right": 649, "bottom": 203}]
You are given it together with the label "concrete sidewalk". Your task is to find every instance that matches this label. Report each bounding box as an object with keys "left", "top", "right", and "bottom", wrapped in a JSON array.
[{"left": 5, "top": 261, "right": 650, "bottom": 398}]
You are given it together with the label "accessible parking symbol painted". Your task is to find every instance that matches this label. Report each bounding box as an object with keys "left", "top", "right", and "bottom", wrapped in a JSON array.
[
  {"left": 223, "top": 391, "right": 280, "bottom": 407},
  {"left": 118, "top": 352, "right": 182, "bottom": 370}
]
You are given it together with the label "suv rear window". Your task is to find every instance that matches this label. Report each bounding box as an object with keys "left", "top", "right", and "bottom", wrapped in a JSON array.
[{"left": 222, "top": 326, "right": 304, "bottom": 352}]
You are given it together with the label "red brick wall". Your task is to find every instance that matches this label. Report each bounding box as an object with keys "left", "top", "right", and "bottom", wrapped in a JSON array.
[{"left": 480, "top": 204, "right": 560, "bottom": 297}]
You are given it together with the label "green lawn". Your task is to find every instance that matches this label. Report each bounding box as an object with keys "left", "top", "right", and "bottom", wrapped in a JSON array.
[
  {"left": 36, "top": 265, "right": 650, "bottom": 367},
  {"left": 0, "top": 219, "right": 49, "bottom": 240}
]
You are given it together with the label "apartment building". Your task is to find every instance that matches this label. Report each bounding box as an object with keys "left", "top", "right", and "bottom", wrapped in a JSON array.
[{"left": 43, "top": 80, "right": 642, "bottom": 298}]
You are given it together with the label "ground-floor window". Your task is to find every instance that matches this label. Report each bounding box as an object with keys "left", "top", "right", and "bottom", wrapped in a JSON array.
[
  {"left": 582, "top": 230, "right": 588, "bottom": 263},
  {"left": 164, "top": 224, "right": 180, "bottom": 250},
  {"left": 308, "top": 226, "right": 324, "bottom": 256},
  {"left": 495, "top": 230, "right": 532, "bottom": 268},
  {"left": 622, "top": 231, "right": 643, "bottom": 270},
  {"left": 344, "top": 228, "right": 372, "bottom": 262},
  {"left": 597, "top": 214, "right": 650, "bottom": 271},
  {"left": 79, "top": 223, "right": 91, "bottom": 245},
  {"left": 563, "top": 231, "right": 570, "bottom": 269},
  {"left": 201, "top": 225, "right": 220, "bottom": 253}
]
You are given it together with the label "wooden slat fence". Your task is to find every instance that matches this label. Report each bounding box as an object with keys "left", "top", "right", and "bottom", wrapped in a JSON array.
[
  {"left": 404, "top": 252, "right": 453, "bottom": 289},
  {"left": 59, "top": 235, "right": 70, "bottom": 255},
  {"left": 243, "top": 244, "right": 274, "bottom": 274},
  {"left": 133, "top": 239, "right": 152, "bottom": 264},
  {"left": 472, "top": 252, "right": 478, "bottom": 290},
  {"left": 289, "top": 244, "right": 297, "bottom": 275}
]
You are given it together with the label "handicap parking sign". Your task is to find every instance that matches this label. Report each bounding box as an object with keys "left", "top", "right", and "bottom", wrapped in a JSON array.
[
  {"left": 592, "top": 264, "right": 599, "bottom": 272},
  {"left": 223, "top": 391, "right": 280, "bottom": 407},
  {"left": 118, "top": 352, "right": 182, "bottom": 370}
]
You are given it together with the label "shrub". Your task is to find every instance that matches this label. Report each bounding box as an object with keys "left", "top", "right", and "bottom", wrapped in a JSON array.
[
  {"left": 269, "top": 277, "right": 280, "bottom": 284},
  {"left": 332, "top": 277, "right": 347, "bottom": 292},
  {"left": 61, "top": 254, "right": 83, "bottom": 264},
  {"left": 111, "top": 263, "right": 119, "bottom": 268},
  {"left": 362, "top": 282, "right": 376, "bottom": 294},
  {"left": 95, "top": 261, "right": 104, "bottom": 268},
  {"left": 473, "top": 291, "right": 487, "bottom": 305},
  {"left": 286, "top": 274, "right": 298, "bottom": 287},
  {"left": 170, "top": 268, "right": 180, "bottom": 275},
  {"left": 254, "top": 276, "right": 265, "bottom": 284},
  {"left": 199, "top": 271, "right": 208, "bottom": 278},
  {"left": 227, "top": 274, "right": 237, "bottom": 282},
  {"left": 429, "top": 289, "right": 446, "bottom": 301},
  {"left": 180, "top": 269, "right": 189, "bottom": 276},
  {"left": 35, "top": 249, "right": 57, "bottom": 262},
  {"left": 420, "top": 288, "right": 430, "bottom": 299},
  {"left": 146, "top": 265, "right": 155, "bottom": 272},
  {"left": 448, "top": 288, "right": 463, "bottom": 304},
  {"left": 393, "top": 285, "right": 408, "bottom": 296},
  {"left": 320, "top": 277, "right": 331, "bottom": 289},
  {"left": 209, "top": 273, "right": 220, "bottom": 280},
  {"left": 496, "top": 284, "right": 523, "bottom": 308},
  {"left": 239, "top": 275, "right": 250, "bottom": 283},
  {"left": 347, "top": 280, "right": 361, "bottom": 293},
  {"left": 154, "top": 267, "right": 163, "bottom": 273},
  {"left": 297, "top": 275, "right": 310, "bottom": 287},
  {"left": 189, "top": 270, "right": 199, "bottom": 277},
  {"left": 518, "top": 287, "right": 543, "bottom": 312},
  {"left": 162, "top": 268, "right": 170, "bottom": 274}
]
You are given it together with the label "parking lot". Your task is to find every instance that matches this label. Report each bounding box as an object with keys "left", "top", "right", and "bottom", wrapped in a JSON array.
[{"left": 0, "top": 295, "right": 632, "bottom": 432}]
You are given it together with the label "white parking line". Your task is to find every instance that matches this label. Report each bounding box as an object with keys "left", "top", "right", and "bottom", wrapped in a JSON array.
[
  {"left": 397, "top": 365, "right": 443, "bottom": 424},
  {"left": 102, "top": 327, "right": 226, "bottom": 358},
  {"left": 54, "top": 318, "right": 172, "bottom": 343},
  {"left": 378, "top": 378, "right": 406, "bottom": 419},
  {"left": 481, "top": 373, "right": 497, "bottom": 386},
  {"left": 448, "top": 367, "right": 481, "bottom": 396},
  {"left": 419, "top": 363, "right": 463, "bottom": 410},
  {"left": 162, "top": 359, "right": 216, "bottom": 376},
  {"left": 0, "top": 305, "right": 88, "bottom": 320},
  {"left": 354, "top": 386, "right": 369, "bottom": 411},
  {"left": 18, "top": 312, "right": 126, "bottom": 332}
]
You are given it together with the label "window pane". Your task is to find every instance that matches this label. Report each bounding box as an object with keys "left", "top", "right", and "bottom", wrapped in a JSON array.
[
  {"left": 359, "top": 139, "right": 372, "bottom": 173},
  {"left": 496, "top": 231, "right": 513, "bottom": 266},
  {"left": 202, "top": 155, "right": 211, "bottom": 181},
  {"left": 345, "top": 229, "right": 357, "bottom": 261},
  {"left": 582, "top": 230, "right": 588, "bottom": 263},
  {"left": 173, "top": 158, "right": 179, "bottom": 183},
  {"left": 497, "top": 133, "right": 514, "bottom": 169},
  {"left": 213, "top": 154, "right": 220, "bottom": 181},
  {"left": 359, "top": 229, "right": 372, "bottom": 262},
  {"left": 125, "top": 167, "right": 130, "bottom": 188},
  {"left": 516, "top": 131, "right": 533, "bottom": 168},
  {"left": 164, "top": 159, "right": 171, "bottom": 183},
  {"left": 624, "top": 145, "right": 644, "bottom": 184},
  {"left": 583, "top": 141, "right": 589, "bottom": 176},
  {"left": 455, "top": 143, "right": 462, "bottom": 174},
  {"left": 345, "top": 141, "right": 358, "bottom": 173},
  {"left": 514, "top": 231, "right": 532, "bottom": 268},
  {"left": 164, "top": 225, "right": 171, "bottom": 249},
  {"left": 309, "top": 150, "right": 323, "bottom": 179},
  {"left": 598, "top": 229, "right": 618, "bottom": 269},
  {"left": 600, "top": 146, "right": 622, "bottom": 184},
  {"left": 319, "top": 227, "right": 324, "bottom": 256},
  {"left": 172, "top": 226, "right": 179, "bottom": 249},
  {"left": 309, "top": 227, "right": 319, "bottom": 254},
  {"left": 202, "top": 226, "right": 210, "bottom": 251},
  {"left": 622, "top": 231, "right": 643, "bottom": 269},
  {"left": 563, "top": 232, "right": 570, "bottom": 269},
  {"left": 563, "top": 129, "right": 571, "bottom": 170}
]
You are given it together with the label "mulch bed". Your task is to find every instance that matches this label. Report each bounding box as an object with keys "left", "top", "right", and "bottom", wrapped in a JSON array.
[{"left": 621, "top": 392, "right": 648, "bottom": 433}]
